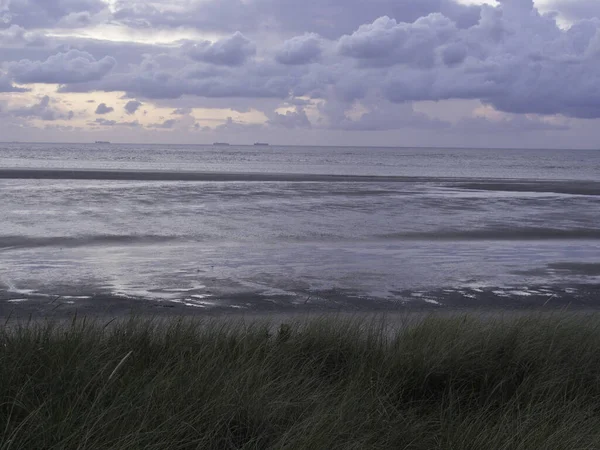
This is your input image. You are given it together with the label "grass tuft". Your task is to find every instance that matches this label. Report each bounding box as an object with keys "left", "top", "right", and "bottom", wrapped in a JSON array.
[{"left": 1, "top": 313, "right": 600, "bottom": 449}]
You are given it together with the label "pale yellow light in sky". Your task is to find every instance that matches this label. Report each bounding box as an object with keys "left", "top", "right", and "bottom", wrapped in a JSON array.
[
  {"left": 46, "top": 25, "right": 220, "bottom": 45},
  {"left": 456, "top": 0, "right": 556, "bottom": 14},
  {"left": 2, "top": 83, "right": 269, "bottom": 131},
  {"left": 456, "top": 0, "right": 552, "bottom": 6}
]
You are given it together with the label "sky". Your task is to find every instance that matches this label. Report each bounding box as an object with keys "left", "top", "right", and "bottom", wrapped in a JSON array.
[{"left": 0, "top": 0, "right": 600, "bottom": 148}]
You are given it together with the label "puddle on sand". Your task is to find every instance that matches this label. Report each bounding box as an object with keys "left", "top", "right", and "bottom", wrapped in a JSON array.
[
  {"left": 507, "top": 290, "right": 533, "bottom": 297},
  {"left": 423, "top": 298, "right": 441, "bottom": 305}
]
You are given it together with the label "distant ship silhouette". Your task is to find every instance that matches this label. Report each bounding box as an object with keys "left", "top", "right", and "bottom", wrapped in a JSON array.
[
  {"left": 213, "top": 142, "right": 230, "bottom": 146},
  {"left": 95, "top": 141, "right": 111, "bottom": 144},
  {"left": 253, "top": 142, "right": 269, "bottom": 146}
]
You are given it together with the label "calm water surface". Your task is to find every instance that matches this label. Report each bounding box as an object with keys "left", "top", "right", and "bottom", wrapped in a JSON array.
[{"left": 1, "top": 143, "right": 600, "bottom": 311}]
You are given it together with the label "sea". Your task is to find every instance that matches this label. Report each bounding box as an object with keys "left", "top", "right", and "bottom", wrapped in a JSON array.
[{"left": 1, "top": 142, "right": 600, "bottom": 315}]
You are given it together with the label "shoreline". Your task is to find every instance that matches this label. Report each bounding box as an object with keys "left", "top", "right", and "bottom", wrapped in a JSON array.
[
  {"left": 2, "top": 168, "right": 600, "bottom": 190},
  {"left": 2, "top": 282, "right": 600, "bottom": 321}
]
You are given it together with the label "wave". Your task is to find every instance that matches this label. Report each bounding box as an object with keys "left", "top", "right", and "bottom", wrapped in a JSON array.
[
  {"left": 378, "top": 228, "right": 600, "bottom": 241},
  {"left": 0, "top": 235, "right": 180, "bottom": 250}
]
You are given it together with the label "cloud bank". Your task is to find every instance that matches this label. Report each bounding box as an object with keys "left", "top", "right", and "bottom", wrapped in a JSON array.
[{"left": 0, "top": 0, "right": 599, "bottom": 146}]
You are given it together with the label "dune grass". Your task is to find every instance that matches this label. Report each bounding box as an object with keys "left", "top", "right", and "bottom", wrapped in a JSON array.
[{"left": 1, "top": 313, "right": 600, "bottom": 449}]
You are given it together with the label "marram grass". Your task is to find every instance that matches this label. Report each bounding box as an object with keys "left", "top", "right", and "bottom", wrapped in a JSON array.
[{"left": 1, "top": 313, "right": 600, "bottom": 449}]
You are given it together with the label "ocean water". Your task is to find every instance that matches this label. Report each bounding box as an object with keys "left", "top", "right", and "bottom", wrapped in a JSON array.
[{"left": 1, "top": 143, "right": 600, "bottom": 312}]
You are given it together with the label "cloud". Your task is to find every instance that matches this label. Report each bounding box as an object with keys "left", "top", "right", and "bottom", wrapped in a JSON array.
[
  {"left": 5, "top": 0, "right": 600, "bottom": 145},
  {"left": 267, "top": 108, "right": 312, "bottom": 128},
  {"left": 213, "top": 116, "right": 263, "bottom": 133},
  {"left": 150, "top": 108, "right": 203, "bottom": 131},
  {"left": 185, "top": 32, "right": 256, "bottom": 66},
  {"left": 320, "top": 99, "right": 450, "bottom": 131},
  {"left": 94, "top": 118, "right": 115, "bottom": 126},
  {"left": 95, "top": 103, "right": 114, "bottom": 114},
  {"left": 94, "top": 118, "right": 140, "bottom": 127},
  {"left": 0, "top": 73, "right": 28, "bottom": 92},
  {"left": 57, "top": 0, "right": 600, "bottom": 120},
  {"left": 275, "top": 34, "right": 322, "bottom": 65},
  {"left": 111, "top": 0, "right": 481, "bottom": 39},
  {"left": 456, "top": 114, "right": 571, "bottom": 133},
  {"left": 172, "top": 107, "right": 192, "bottom": 115},
  {"left": 338, "top": 15, "right": 458, "bottom": 68},
  {"left": 0, "top": 0, "right": 107, "bottom": 29},
  {"left": 149, "top": 118, "right": 177, "bottom": 129},
  {"left": 440, "top": 42, "right": 468, "bottom": 66},
  {"left": 59, "top": 57, "right": 299, "bottom": 100},
  {"left": 124, "top": 100, "right": 142, "bottom": 114},
  {"left": 337, "top": 3, "right": 600, "bottom": 119},
  {"left": 545, "top": 0, "right": 600, "bottom": 21},
  {"left": 7, "top": 95, "right": 72, "bottom": 120},
  {"left": 0, "top": 24, "right": 46, "bottom": 46},
  {"left": 8, "top": 49, "right": 116, "bottom": 84}
]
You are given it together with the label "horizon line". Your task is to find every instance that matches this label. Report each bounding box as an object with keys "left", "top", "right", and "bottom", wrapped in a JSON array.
[{"left": 0, "top": 141, "right": 598, "bottom": 152}]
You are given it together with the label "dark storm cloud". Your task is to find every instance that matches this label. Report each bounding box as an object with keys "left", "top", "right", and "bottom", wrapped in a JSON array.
[
  {"left": 95, "top": 103, "right": 114, "bottom": 114},
  {"left": 185, "top": 32, "right": 256, "bottom": 66},
  {"left": 0, "top": 0, "right": 107, "bottom": 29},
  {"left": 7, "top": 49, "right": 116, "bottom": 84}
]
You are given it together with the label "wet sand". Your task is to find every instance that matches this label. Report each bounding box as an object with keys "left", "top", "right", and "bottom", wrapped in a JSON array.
[
  {"left": 2, "top": 283, "right": 600, "bottom": 321},
  {"left": 3, "top": 169, "right": 600, "bottom": 194},
  {"left": 0, "top": 168, "right": 435, "bottom": 183}
]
